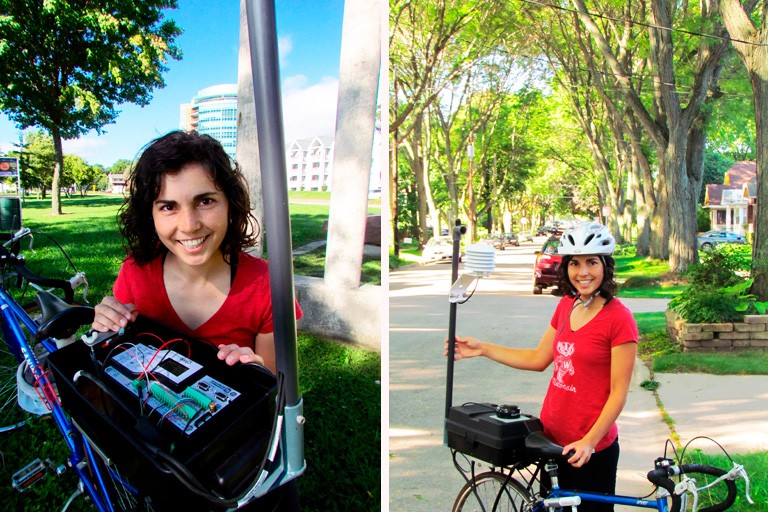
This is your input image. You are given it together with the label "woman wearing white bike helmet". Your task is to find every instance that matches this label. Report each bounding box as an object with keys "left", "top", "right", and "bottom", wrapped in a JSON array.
[{"left": 451, "top": 221, "right": 638, "bottom": 512}]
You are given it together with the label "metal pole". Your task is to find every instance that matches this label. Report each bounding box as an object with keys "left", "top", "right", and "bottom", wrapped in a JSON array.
[
  {"left": 245, "top": 0, "right": 299, "bottom": 406},
  {"left": 445, "top": 220, "right": 465, "bottom": 419}
]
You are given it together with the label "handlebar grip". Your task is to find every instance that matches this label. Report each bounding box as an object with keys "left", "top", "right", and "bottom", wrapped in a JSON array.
[{"left": 647, "top": 468, "right": 682, "bottom": 512}]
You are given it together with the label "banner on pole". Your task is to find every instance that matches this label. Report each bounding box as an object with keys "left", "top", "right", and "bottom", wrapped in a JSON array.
[{"left": 0, "top": 157, "right": 19, "bottom": 178}]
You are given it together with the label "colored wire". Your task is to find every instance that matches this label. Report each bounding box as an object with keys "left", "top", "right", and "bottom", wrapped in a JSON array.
[{"left": 158, "top": 397, "right": 198, "bottom": 426}]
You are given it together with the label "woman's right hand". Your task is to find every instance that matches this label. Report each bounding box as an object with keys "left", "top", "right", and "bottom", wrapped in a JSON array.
[
  {"left": 445, "top": 335, "right": 484, "bottom": 360},
  {"left": 92, "top": 296, "right": 138, "bottom": 332}
]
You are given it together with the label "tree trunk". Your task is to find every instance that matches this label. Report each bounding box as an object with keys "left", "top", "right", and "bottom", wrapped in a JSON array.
[
  {"left": 751, "top": 78, "right": 768, "bottom": 298},
  {"left": 324, "top": 0, "right": 380, "bottom": 289},
  {"left": 51, "top": 127, "right": 63, "bottom": 215},
  {"left": 237, "top": 0, "right": 264, "bottom": 256},
  {"left": 663, "top": 133, "right": 698, "bottom": 272},
  {"left": 719, "top": 0, "right": 768, "bottom": 299},
  {"left": 411, "top": 115, "right": 429, "bottom": 248}
]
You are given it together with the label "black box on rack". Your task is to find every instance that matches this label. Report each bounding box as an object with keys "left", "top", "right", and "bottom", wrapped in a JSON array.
[{"left": 446, "top": 402, "right": 543, "bottom": 466}]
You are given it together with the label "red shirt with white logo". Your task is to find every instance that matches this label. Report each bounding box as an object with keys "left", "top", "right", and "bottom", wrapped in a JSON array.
[{"left": 539, "top": 295, "right": 638, "bottom": 452}]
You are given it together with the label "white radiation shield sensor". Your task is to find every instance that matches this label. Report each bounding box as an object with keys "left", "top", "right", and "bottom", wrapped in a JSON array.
[
  {"left": 463, "top": 243, "right": 496, "bottom": 277},
  {"left": 449, "top": 243, "right": 496, "bottom": 303}
]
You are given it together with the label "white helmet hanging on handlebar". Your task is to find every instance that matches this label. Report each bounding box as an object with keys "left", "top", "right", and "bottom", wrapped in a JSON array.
[{"left": 559, "top": 221, "right": 615, "bottom": 256}]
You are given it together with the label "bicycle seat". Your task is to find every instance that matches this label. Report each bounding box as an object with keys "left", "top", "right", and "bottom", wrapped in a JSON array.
[
  {"left": 525, "top": 431, "right": 571, "bottom": 459},
  {"left": 35, "top": 290, "right": 95, "bottom": 341}
]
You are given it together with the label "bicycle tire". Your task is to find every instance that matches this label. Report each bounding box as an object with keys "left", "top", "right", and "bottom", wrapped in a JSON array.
[
  {"left": 453, "top": 471, "right": 533, "bottom": 512},
  {"left": 0, "top": 275, "right": 42, "bottom": 430},
  {"left": 80, "top": 433, "right": 157, "bottom": 512}
]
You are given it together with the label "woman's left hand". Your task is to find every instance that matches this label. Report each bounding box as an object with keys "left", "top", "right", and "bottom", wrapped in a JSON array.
[
  {"left": 217, "top": 344, "right": 265, "bottom": 367},
  {"left": 563, "top": 439, "right": 595, "bottom": 468}
]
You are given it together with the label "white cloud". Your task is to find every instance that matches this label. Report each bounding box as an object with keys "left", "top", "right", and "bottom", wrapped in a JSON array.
[
  {"left": 61, "top": 137, "right": 109, "bottom": 163},
  {"left": 278, "top": 35, "right": 293, "bottom": 66},
  {"left": 281, "top": 75, "right": 338, "bottom": 143}
]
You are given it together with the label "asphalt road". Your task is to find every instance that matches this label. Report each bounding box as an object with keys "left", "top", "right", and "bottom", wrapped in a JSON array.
[{"left": 388, "top": 240, "right": 671, "bottom": 512}]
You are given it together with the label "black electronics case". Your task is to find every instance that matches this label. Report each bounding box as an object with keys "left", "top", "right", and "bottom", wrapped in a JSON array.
[
  {"left": 47, "top": 315, "right": 277, "bottom": 510},
  {"left": 446, "top": 402, "right": 543, "bottom": 466}
]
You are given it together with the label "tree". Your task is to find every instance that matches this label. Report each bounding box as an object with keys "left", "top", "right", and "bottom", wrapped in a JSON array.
[
  {"left": 0, "top": 0, "right": 181, "bottom": 215},
  {"left": 12, "top": 130, "right": 55, "bottom": 197},
  {"left": 109, "top": 159, "right": 135, "bottom": 177},
  {"left": 389, "top": 0, "right": 513, "bottom": 251},
  {"left": 719, "top": 0, "right": 768, "bottom": 298},
  {"left": 571, "top": 0, "right": 730, "bottom": 272},
  {"left": 65, "top": 155, "right": 101, "bottom": 195}
]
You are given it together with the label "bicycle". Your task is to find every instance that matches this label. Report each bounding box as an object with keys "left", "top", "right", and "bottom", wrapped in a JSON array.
[
  {"left": 449, "top": 418, "right": 755, "bottom": 512},
  {"left": 0, "top": 227, "right": 300, "bottom": 511}
]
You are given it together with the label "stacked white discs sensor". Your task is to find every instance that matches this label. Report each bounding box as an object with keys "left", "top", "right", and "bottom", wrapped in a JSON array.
[{"left": 463, "top": 243, "right": 496, "bottom": 277}]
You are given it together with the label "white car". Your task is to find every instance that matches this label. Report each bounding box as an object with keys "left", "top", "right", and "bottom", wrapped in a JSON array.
[{"left": 421, "top": 236, "right": 453, "bottom": 263}]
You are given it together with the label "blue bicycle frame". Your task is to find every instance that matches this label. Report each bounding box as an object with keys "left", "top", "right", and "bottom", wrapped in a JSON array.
[
  {"left": 541, "top": 487, "right": 669, "bottom": 511},
  {"left": 0, "top": 287, "right": 115, "bottom": 512}
]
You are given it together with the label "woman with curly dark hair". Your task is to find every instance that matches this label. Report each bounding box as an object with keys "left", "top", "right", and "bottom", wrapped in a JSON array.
[
  {"left": 91, "top": 130, "right": 300, "bottom": 374},
  {"left": 449, "top": 222, "right": 637, "bottom": 512}
]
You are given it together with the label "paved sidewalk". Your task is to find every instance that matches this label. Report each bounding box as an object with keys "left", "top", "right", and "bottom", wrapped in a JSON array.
[{"left": 389, "top": 250, "right": 768, "bottom": 511}]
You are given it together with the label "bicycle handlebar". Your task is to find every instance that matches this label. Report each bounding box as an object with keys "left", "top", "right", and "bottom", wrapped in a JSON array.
[
  {"left": 0, "top": 238, "right": 82, "bottom": 304},
  {"left": 647, "top": 463, "right": 737, "bottom": 512},
  {"left": 3, "top": 227, "right": 32, "bottom": 247}
]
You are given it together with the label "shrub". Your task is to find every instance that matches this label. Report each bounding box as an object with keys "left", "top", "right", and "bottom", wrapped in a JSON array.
[
  {"left": 613, "top": 243, "right": 636, "bottom": 257},
  {"left": 670, "top": 248, "right": 758, "bottom": 323},
  {"left": 685, "top": 250, "right": 743, "bottom": 288},
  {"left": 670, "top": 278, "right": 768, "bottom": 323},
  {"left": 669, "top": 288, "right": 743, "bottom": 323},
  {"left": 716, "top": 243, "right": 752, "bottom": 273}
]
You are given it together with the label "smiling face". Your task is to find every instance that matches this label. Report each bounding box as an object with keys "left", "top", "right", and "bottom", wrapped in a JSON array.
[
  {"left": 152, "top": 163, "right": 229, "bottom": 270},
  {"left": 567, "top": 254, "right": 605, "bottom": 297}
]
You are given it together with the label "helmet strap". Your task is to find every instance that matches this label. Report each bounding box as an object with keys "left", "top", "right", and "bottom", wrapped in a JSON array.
[{"left": 577, "top": 292, "right": 599, "bottom": 308}]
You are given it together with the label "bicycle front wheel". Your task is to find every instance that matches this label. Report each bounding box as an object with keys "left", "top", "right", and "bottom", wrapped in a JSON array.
[
  {"left": 80, "top": 434, "right": 157, "bottom": 512},
  {"left": 453, "top": 471, "right": 533, "bottom": 512}
]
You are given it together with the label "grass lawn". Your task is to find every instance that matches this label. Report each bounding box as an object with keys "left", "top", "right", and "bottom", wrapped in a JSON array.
[
  {"left": 0, "top": 194, "right": 380, "bottom": 511},
  {"left": 633, "top": 311, "right": 767, "bottom": 509},
  {"left": 615, "top": 254, "right": 688, "bottom": 297}
]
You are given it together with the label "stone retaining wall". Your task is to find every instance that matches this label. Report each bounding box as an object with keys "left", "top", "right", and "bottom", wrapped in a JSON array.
[{"left": 665, "top": 310, "right": 768, "bottom": 352}]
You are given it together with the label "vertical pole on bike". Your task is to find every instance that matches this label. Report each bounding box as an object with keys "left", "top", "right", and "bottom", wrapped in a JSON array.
[
  {"left": 445, "top": 220, "right": 465, "bottom": 420},
  {"left": 245, "top": 0, "right": 299, "bottom": 407},
  {"left": 246, "top": 0, "right": 306, "bottom": 482}
]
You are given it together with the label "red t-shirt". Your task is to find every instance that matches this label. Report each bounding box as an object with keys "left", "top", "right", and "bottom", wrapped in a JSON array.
[
  {"left": 539, "top": 295, "right": 638, "bottom": 452},
  {"left": 113, "top": 252, "right": 301, "bottom": 349}
]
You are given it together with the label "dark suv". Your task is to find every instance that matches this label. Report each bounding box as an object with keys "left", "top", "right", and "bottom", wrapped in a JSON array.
[{"left": 533, "top": 237, "right": 562, "bottom": 295}]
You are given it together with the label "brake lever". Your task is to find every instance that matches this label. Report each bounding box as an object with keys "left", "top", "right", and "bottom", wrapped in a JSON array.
[
  {"left": 68, "top": 272, "right": 89, "bottom": 304},
  {"left": 732, "top": 462, "right": 754, "bottom": 505}
]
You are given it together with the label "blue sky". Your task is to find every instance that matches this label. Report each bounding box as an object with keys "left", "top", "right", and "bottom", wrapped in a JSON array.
[{"left": 0, "top": 0, "right": 345, "bottom": 167}]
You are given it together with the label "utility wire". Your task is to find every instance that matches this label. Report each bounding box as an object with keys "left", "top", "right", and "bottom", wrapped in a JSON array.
[{"left": 519, "top": 0, "right": 768, "bottom": 48}]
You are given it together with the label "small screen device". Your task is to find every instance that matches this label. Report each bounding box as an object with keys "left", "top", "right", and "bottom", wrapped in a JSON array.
[{"left": 110, "top": 343, "right": 203, "bottom": 389}]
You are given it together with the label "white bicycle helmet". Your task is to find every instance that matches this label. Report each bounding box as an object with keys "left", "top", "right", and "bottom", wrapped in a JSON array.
[{"left": 559, "top": 221, "right": 615, "bottom": 255}]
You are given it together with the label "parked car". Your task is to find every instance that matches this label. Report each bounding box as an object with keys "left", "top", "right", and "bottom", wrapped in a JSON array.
[
  {"left": 521, "top": 232, "right": 534, "bottom": 243},
  {"left": 697, "top": 229, "right": 747, "bottom": 250},
  {"left": 421, "top": 236, "right": 453, "bottom": 263},
  {"left": 501, "top": 233, "right": 520, "bottom": 248},
  {"left": 479, "top": 236, "right": 504, "bottom": 250},
  {"left": 533, "top": 236, "right": 562, "bottom": 295}
]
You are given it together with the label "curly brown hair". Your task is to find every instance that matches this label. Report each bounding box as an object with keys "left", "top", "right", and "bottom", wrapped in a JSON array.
[{"left": 119, "top": 130, "right": 259, "bottom": 265}]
